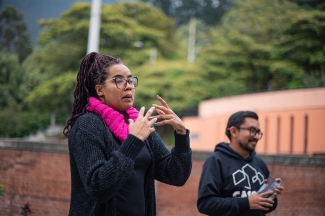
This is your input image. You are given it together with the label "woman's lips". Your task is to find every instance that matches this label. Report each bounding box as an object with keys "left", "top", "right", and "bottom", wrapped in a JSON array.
[{"left": 122, "top": 95, "right": 133, "bottom": 102}]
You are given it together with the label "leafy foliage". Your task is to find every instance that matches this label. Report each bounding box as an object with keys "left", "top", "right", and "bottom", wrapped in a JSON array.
[
  {"left": 197, "top": 0, "right": 324, "bottom": 95},
  {"left": 1, "top": 1, "right": 324, "bottom": 139},
  {"left": 272, "top": 9, "right": 325, "bottom": 86},
  {"left": 133, "top": 60, "right": 203, "bottom": 115},
  {"left": 0, "top": 52, "right": 52, "bottom": 138},
  {"left": 0, "top": 52, "right": 23, "bottom": 108},
  {"left": 222, "top": 0, "right": 300, "bottom": 44},
  {"left": 0, "top": 183, "right": 4, "bottom": 197},
  {"left": 25, "top": 2, "right": 178, "bottom": 115},
  {"left": 100, "top": 2, "right": 176, "bottom": 59},
  {"left": 21, "top": 202, "right": 33, "bottom": 216},
  {"left": 0, "top": 6, "right": 32, "bottom": 63},
  {"left": 22, "top": 43, "right": 83, "bottom": 88},
  {"left": 175, "top": 18, "right": 213, "bottom": 60},
  {"left": 289, "top": 0, "right": 325, "bottom": 9},
  {"left": 35, "top": 2, "right": 176, "bottom": 70},
  {"left": 0, "top": 101, "right": 51, "bottom": 138},
  {"left": 141, "top": 0, "right": 236, "bottom": 26},
  {"left": 26, "top": 72, "right": 76, "bottom": 115}
]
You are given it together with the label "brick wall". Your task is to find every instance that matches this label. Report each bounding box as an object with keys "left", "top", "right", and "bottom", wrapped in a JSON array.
[
  {"left": 156, "top": 158, "right": 325, "bottom": 216},
  {"left": 0, "top": 148, "right": 70, "bottom": 215},
  {"left": 0, "top": 140, "right": 324, "bottom": 216},
  {"left": 266, "top": 165, "right": 325, "bottom": 216}
]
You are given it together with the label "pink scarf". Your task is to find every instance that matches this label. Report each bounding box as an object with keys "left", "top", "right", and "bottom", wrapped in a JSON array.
[{"left": 86, "top": 97, "right": 139, "bottom": 143}]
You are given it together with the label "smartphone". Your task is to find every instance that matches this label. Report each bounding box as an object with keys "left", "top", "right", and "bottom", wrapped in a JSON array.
[{"left": 257, "top": 177, "right": 284, "bottom": 199}]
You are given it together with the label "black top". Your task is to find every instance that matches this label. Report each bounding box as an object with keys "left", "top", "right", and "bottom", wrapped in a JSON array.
[
  {"left": 67, "top": 112, "right": 192, "bottom": 216},
  {"left": 197, "top": 142, "right": 277, "bottom": 216},
  {"left": 114, "top": 138, "right": 151, "bottom": 216}
]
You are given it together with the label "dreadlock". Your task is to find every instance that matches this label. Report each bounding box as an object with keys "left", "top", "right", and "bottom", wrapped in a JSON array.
[{"left": 63, "top": 52, "right": 124, "bottom": 138}]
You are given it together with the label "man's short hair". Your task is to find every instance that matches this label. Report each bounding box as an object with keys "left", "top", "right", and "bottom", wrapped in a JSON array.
[{"left": 225, "top": 111, "right": 259, "bottom": 140}]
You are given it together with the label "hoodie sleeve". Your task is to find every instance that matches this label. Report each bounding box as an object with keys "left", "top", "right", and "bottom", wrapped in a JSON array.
[{"left": 197, "top": 154, "right": 250, "bottom": 216}]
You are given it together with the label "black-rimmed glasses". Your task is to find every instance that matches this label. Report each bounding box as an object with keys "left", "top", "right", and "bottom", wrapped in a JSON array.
[
  {"left": 105, "top": 76, "right": 138, "bottom": 89},
  {"left": 238, "top": 127, "right": 263, "bottom": 140}
]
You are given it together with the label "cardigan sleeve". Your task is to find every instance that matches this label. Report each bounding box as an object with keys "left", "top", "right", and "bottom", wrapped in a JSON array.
[
  {"left": 149, "top": 130, "right": 192, "bottom": 186},
  {"left": 69, "top": 113, "right": 145, "bottom": 203}
]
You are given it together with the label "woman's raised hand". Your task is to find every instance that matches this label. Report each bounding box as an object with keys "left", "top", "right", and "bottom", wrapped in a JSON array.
[
  {"left": 151, "top": 95, "right": 186, "bottom": 134},
  {"left": 129, "top": 106, "right": 157, "bottom": 141}
]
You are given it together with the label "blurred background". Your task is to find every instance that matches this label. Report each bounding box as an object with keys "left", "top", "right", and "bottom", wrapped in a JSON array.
[{"left": 0, "top": 0, "right": 324, "bottom": 215}]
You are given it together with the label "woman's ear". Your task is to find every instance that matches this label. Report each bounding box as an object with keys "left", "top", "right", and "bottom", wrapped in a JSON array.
[
  {"left": 95, "top": 84, "right": 103, "bottom": 96},
  {"left": 95, "top": 84, "right": 106, "bottom": 103}
]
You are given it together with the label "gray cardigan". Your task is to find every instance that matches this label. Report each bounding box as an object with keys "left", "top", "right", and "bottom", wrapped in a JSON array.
[{"left": 68, "top": 112, "right": 192, "bottom": 216}]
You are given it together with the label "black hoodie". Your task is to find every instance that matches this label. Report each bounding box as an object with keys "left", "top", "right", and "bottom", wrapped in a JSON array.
[{"left": 197, "top": 142, "right": 277, "bottom": 216}]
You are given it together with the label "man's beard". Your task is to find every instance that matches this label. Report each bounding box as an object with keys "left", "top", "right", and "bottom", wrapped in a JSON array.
[{"left": 239, "top": 138, "right": 258, "bottom": 153}]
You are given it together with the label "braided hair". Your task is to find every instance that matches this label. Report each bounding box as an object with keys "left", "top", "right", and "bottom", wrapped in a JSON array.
[{"left": 63, "top": 52, "right": 124, "bottom": 138}]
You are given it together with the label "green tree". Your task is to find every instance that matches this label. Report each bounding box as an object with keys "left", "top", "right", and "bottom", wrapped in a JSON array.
[
  {"left": 35, "top": 2, "right": 176, "bottom": 72},
  {"left": 0, "top": 52, "right": 23, "bottom": 108},
  {"left": 133, "top": 60, "right": 204, "bottom": 115},
  {"left": 22, "top": 43, "right": 83, "bottom": 92},
  {"left": 289, "top": 0, "right": 325, "bottom": 9},
  {"left": 175, "top": 19, "right": 212, "bottom": 60},
  {"left": 0, "top": 52, "right": 52, "bottom": 138},
  {"left": 196, "top": 29, "right": 266, "bottom": 97},
  {"left": 0, "top": 6, "right": 32, "bottom": 63},
  {"left": 100, "top": 2, "right": 176, "bottom": 60},
  {"left": 272, "top": 9, "right": 325, "bottom": 86},
  {"left": 0, "top": 100, "right": 51, "bottom": 138},
  {"left": 26, "top": 72, "right": 76, "bottom": 117},
  {"left": 222, "top": 0, "right": 300, "bottom": 44},
  {"left": 26, "top": 2, "right": 178, "bottom": 118},
  {"left": 196, "top": 0, "right": 311, "bottom": 96},
  {"left": 142, "top": 0, "right": 235, "bottom": 26},
  {"left": 0, "top": 183, "right": 4, "bottom": 197}
]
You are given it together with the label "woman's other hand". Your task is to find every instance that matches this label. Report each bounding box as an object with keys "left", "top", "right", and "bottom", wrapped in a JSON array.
[
  {"left": 151, "top": 95, "right": 186, "bottom": 134},
  {"left": 129, "top": 106, "right": 157, "bottom": 141}
]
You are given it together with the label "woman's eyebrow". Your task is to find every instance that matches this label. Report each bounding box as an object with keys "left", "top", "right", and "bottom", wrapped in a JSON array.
[{"left": 112, "top": 74, "right": 133, "bottom": 78}]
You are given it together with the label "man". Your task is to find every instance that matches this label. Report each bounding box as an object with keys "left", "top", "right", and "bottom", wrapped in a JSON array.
[{"left": 197, "top": 111, "right": 284, "bottom": 216}]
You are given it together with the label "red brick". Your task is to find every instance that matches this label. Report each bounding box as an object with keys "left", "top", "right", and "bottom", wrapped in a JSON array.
[{"left": 1, "top": 149, "right": 325, "bottom": 215}]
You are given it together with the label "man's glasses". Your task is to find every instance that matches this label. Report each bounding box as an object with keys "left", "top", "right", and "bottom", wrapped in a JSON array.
[
  {"left": 238, "top": 127, "right": 263, "bottom": 140},
  {"left": 105, "top": 76, "right": 138, "bottom": 89}
]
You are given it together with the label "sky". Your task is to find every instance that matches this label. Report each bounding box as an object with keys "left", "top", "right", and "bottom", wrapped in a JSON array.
[{"left": 0, "top": 0, "right": 128, "bottom": 45}]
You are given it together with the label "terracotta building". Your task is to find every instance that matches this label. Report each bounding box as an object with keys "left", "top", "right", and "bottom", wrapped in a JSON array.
[
  {"left": 0, "top": 87, "right": 325, "bottom": 215},
  {"left": 183, "top": 87, "right": 325, "bottom": 155}
]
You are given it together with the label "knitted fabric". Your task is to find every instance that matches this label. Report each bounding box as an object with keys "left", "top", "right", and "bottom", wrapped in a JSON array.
[
  {"left": 67, "top": 112, "right": 192, "bottom": 216},
  {"left": 86, "top": 96, "right": 138, "bottom": 143}
]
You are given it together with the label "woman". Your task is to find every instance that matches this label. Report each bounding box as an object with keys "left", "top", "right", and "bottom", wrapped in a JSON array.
[{"left": 63, "top": 52, "right": 192, "bottom": 216}]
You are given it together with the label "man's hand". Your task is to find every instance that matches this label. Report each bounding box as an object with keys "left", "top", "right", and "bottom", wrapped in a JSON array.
[
  {"left": 248, "top": 191, "right": 275, "bottom": 211},
  {"left": 273, "top": 178, "right": 284, "bottom": 199}
]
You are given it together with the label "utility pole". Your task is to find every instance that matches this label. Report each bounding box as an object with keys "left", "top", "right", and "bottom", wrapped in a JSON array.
[
  {"left": 150, "top": 47, "right": 157, "bottom": 68},
  {"left": 187, "top": 16, "right": 196, "bottom": 63},
  {"left": 87, "top": 0, "right": 102, "bottom": 54}
]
